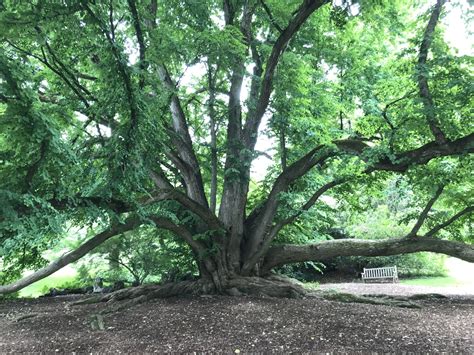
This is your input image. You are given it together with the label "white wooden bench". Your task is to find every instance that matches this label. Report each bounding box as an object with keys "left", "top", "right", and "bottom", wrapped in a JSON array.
[{"left": 361, "top": 266, "right": 398, "bottom": 283}]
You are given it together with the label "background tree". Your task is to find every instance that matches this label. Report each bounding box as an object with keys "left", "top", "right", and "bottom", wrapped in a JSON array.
[
  {"left": 0, "top": 0, "right": 472, "bottom": 300},
  {"left": 91, "top": 227, "right": 197, "bottom": 285}
]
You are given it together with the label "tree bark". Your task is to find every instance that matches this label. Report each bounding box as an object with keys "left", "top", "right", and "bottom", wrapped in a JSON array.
[{"left": 208, "top": 66, "right": 219, "bottom": 214}]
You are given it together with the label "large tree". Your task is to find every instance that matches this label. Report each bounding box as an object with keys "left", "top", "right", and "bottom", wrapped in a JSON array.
[{"left": 0, "top": 0, "right": 473, "bottom": 299}]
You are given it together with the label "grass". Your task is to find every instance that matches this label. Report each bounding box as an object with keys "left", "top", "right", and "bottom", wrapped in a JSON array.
[
  {"left": 19, "top": 270, "right": 77, "bottom": 298},
  {"left": 400, "top": 276, "right": 465, "bottom": 287},
  {"left": 303, "top": 282, "right": 320, "bottom": 290}
]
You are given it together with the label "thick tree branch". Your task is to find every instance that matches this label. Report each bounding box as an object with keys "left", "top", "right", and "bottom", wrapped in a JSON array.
[
  {"left": 218, "top": 1, "right": 257, "bottom": 272},
  {"left": 243, "top": 0, "right": 329, "bottom": 150},
  {"left": 142, "top": 2, "right": 207, "bottom": 207},
  {"left": 207, "top": 65, "right": 220, "bottom": 214},
  {"left": 336, "top": 133, "right": 474, "bottom": 172},
  {"left": 262, "top": 236, "right": 474, "bottom": 273},
  {"left": 245, "top": 131, "right": 472, "bottom": 265},
  {"left": 157, "top": 65, "right": 209, "bottom": 207},
  {"left": 408, "top": 185, "right": 444, "bottom": 236},
  {"left": 417, "top": 0, "right": 447, "bottom": 143},
  {"left": 127, "top": 0, "right": 146, "bottom": 88},
  {"left": 223, "top": 0, "right": 236, "bottom": 25}
]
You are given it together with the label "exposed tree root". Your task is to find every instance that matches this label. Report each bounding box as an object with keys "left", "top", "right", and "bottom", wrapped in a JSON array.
[
  {"left": 71, "top": 275, "right": 434, "bottom": 313},
  {"left": 318, "top": 291, "right": 422, "bottom": 309},
  {"left": 226, "top": 275, "right": 308, "bottom": 299},
  {"left": 72, "top": 275, "right": 310, "bottom": 312},
  {"left": 72, "top": 280, "right": 210, "bottom": 313}
]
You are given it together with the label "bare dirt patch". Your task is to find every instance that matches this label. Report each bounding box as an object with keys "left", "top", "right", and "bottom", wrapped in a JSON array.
[{"left": 0, "top": 288, "right": 472, "bottom": 353}]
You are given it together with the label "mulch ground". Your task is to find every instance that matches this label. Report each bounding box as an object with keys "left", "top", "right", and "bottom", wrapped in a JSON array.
[{"left": 0, "top": 289, "right": 472, "bottom": 353}]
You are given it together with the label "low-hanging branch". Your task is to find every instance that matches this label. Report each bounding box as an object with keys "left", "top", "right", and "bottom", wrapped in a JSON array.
[
  {"left": 245, "top": 132, "right": 473, "bottom": 252},
  {"left": 262, "top": 203, "right": 474, "bottom": 272},
  {"left": 261, "top": 236, "right": 474, "bottom": 273}
]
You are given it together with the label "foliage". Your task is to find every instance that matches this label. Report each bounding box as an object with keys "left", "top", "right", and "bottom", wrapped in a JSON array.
[
  {"left": 333, "top": 180, "right": 448, "bottom": 277},
  {"left": 89, "top": 226, "right": 197, "bottom": 284},
  {"left": 275, "top": 261, "right": 326, "bottom": 282}
]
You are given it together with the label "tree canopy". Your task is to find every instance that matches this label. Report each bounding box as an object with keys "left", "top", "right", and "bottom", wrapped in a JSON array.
[{"left": 0, "top": 0, "right": 473, "bottom": 298}]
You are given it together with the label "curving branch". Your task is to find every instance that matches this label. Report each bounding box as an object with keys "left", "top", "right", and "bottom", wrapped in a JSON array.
[
  {"left": 408, "top": 185, "right": 444, "bottom": 237},
  {"left": 261, "top": 236, "right": 474, "bottom": 273},
  {"left": 243, "top": 0, "right": 329, "bottom": 150},
  {"left": 148, "top": 216, "right": 207, "bottom": 255},
  {"left": 271, "top": 179, "right": 346, "bottom": 232},
  {"left": 335, "top": 133, "right": 474, "bottom": 172},
  {"left": 0, "top": 211, "right": 214, "bottom": 295},
  {"left": 146, "top": 189, "right": 223, "bottom": 231},
  {"left": 417, "top": 0, "right": 448, "bottom": 143},
  {"left": 381, "top": 90, "right": 416, "bottom": 131}
]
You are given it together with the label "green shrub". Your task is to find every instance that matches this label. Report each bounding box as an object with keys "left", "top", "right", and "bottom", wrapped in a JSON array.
[{"left": 276, "top": 261, "right": 326, "bottom": 282}]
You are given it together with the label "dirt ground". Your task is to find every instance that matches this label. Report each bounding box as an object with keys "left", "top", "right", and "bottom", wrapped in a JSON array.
[{"left": 0, "top": 286, "right": 473, "bottom": 353}]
